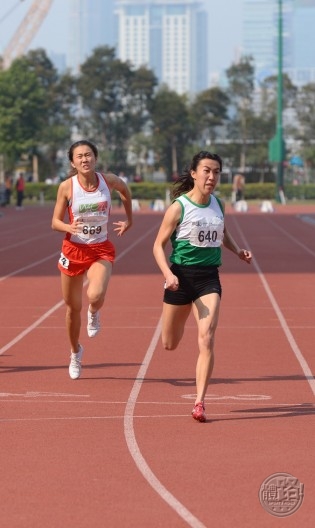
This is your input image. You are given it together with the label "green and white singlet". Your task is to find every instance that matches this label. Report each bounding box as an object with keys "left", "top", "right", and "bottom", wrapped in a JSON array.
[{"left": 170, "top": 194, "right": 225, "bottom": 267}]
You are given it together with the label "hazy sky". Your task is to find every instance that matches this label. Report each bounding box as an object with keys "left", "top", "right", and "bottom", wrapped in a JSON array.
[{"left": 0, "top": 0, "right": 243, "bottom": 75}]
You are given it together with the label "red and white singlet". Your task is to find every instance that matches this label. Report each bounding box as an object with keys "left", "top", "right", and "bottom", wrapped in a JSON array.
[{"left": 67, "top": 173, "right": 111, "bottom": 245}]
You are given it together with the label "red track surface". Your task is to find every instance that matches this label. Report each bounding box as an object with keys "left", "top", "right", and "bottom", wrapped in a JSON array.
[{"left": 1, "top": 201, "right": 314, "bottom": 527}]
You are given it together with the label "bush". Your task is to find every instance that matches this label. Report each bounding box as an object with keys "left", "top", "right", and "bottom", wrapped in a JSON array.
[{"left": 21, "top": 181, "right": 315, "bottom": 203}]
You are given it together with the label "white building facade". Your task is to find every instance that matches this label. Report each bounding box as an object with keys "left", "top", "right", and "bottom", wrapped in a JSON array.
[{"left": 115, "top": 0, "right": 208, "bottom": 95}]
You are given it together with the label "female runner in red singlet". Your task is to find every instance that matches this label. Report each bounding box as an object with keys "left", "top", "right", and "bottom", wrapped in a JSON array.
[{"left": 52, "top": 140, "right": 132, "bottom": 379}]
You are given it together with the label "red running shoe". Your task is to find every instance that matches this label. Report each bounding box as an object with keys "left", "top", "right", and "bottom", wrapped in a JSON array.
[{"left": 192, "top": 401, "right": 206, "bottom": 422}]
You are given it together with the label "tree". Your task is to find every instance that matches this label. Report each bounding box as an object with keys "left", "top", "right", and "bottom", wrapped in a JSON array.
[
  {"left": 0, "top": 56, "right": 46, "bottom": 168},
  {"left": 225, "top": 56, "right": 255, "bottom": 169},
  {"left": 128, "top": 65, "right": 158, "bottom": 124},
  {"left": 151, "top": 87, "right": 191, "bottom": 178},
  {"left": 23, "top": 49, "right": 77, "bottom": 177},
  {"left": 294, "top": 83, "right": 315, "bottom": 166},
  {"left": 77, "top": 46, "right": 157, "bottom": 172},
  {"left": 190, "top": 87, "right": 230, "bottom": 146},
  {"left": 0, "top": 49, "right": 77, "bottom": 178},
  {"left": 260, "top": 73, "right": 297, "bottom": 117}
]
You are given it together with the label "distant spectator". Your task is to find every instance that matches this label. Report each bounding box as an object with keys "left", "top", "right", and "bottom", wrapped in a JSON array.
[
  {"left": 4, "top": 175, "right": 12, "bottom": 205},
  {"left": 0, "top": 183, "right": 5, "bottom": 207},
  {"left": 232, "top": 173, "right": 245, "bottom": 203},
  {"left": 16, "top": 173, "right": 25, "bottom": 209}
]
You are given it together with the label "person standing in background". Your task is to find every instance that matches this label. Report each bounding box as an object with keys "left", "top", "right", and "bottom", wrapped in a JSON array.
[
  {"left": 232, "top": 173, "right": 245, "bottom": 203},
  {"left": 16, "top": 173, "right": 25, "bottom": 209},
  {"left": 4, "top": 175, "right": 12, "bottom": 205}
]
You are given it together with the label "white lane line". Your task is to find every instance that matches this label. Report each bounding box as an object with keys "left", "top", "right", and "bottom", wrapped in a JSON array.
[
  {"left": 0, "top": 232, "right": 57, "bottom": 253},
  {"left": 0, "top": 300, "right": 65, "bottom": 355},
  {"left": 1, "top": 399, "right": 310, "bottom": 407},
  {"left": 124, "top": 317, "right": 207, "bottom": 528},
  {"left": 0, "top": 252, "right": 59, "bottom": 282},
  {"left": 0, "top": 391, "right": 90, "bottom": 398},
  {"left": 2, "top": 409, "right": 305, "bottom": 424},
  {"left": 267, "top": 217, "right": 315, "bottom": 258},
  {"left": 298, "top": 214, "right": 315, "bottom": 227},
  {"left": 232, "top": 217, "right": 315, "bottom": 398}
]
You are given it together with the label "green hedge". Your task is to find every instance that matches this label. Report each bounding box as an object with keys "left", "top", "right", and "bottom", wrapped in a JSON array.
[{"left": 20, "top": 181, "right": 315, "bottom": 203}]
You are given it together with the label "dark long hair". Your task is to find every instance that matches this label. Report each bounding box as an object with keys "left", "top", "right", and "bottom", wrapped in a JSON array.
[
  {"left": 66, "top": 140, "right": 98, "bottom": 178},
  {"left": 172, "top": 151, "right": 222, "bottom": 199}
]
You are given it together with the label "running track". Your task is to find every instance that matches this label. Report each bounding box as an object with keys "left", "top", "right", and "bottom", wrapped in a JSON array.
[{"left": 0, "top": 201, "right": 314, "bottom": 527}]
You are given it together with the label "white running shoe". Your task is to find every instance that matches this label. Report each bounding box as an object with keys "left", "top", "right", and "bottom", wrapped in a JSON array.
[
  {"left": 87, "top": 308, "right": 100, "bottom": 338},
  {"left": 69, "top": 344, "right": 84, "bottom": 379}
]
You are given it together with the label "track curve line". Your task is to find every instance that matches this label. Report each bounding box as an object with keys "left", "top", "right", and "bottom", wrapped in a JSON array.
[{"left": 124, "top": 317, "right": 207, "bottom": 528}]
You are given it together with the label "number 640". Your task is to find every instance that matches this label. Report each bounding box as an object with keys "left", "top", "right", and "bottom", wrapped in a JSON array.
[{"left": 198, "top": 230, "right": 217, "bottom": 242}]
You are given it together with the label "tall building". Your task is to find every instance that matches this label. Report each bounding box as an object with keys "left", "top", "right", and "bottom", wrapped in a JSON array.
[
  {"left": 68, "top": 0, "right": 116, "bottom": 73},
  {"left": 242, "top": 0, "right": 315, "bottom": 86},
  {"left": 290, "top": 0, "right": 315, "bottom": 84},
  {"left": 115, "top": 0, "right": 208, "bottom": 95},
  {"left": 242, "top": 0, "right": 293, "bottom": 79}
]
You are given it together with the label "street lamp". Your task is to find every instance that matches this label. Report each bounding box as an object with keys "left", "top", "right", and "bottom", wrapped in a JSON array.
[{"left": 268, "top": 0, "right": 285, "bottom": 202}]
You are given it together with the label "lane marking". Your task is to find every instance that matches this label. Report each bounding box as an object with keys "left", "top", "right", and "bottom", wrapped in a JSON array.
[
  {"left": 0, "top": 391, "right": 90, "bottom": 398},
  {"left": 0, "top": 216, "right": 50, "bottom": 240},
  {"left": 0, "top": 399, "right": 307, "bottom": 407},
  {"left": 0, "top": 300, "right": 65, "bottom": 355},
  {"left": 3, "top": 406, "right": 314, "bottom": 424},
  {"left": 232, "top": 216, "right": 315, "bottom": 398},
  {"left": 298, "top": 214, "right": 315, "bottom": 227},
  {"left": 124, "top": 317, "right": 207, "bottom": 528},
  {"left": 0, "top": 232, "right": 57, "bottom": 253},
  {"left": 267, "top": 217, "right": 315, "bottom": 258},
  {"left": 0, "top": 252, "right": 59, "bottom": 282},
  {"left": 182, "top": 393, "right": 271, "bottom": 401}
]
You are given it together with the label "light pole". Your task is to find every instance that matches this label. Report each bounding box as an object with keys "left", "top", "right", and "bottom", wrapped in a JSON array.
[{"left": 268, "top": 0, "right": 285, "bottom": 202}]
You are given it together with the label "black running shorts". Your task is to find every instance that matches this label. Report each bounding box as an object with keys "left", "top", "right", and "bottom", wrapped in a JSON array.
[{"left": 163, "top": 263, "right": 222, "bottom": 305}]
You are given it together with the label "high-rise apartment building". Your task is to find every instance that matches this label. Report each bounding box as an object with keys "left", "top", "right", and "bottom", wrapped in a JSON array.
[
  {"left": 115, "top": 0, "right": 208, "bottom": 95},
  {"left": 242, "top": 0, "right": 293, "bottom": 76},
  {"left": 242, "top": 0, "right": 315, "bottom": 85}
]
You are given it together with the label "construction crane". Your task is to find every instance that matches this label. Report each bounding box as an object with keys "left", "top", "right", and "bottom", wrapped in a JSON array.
[{"left": 2, "top": 0, "right": 54, "bottom": 69}]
